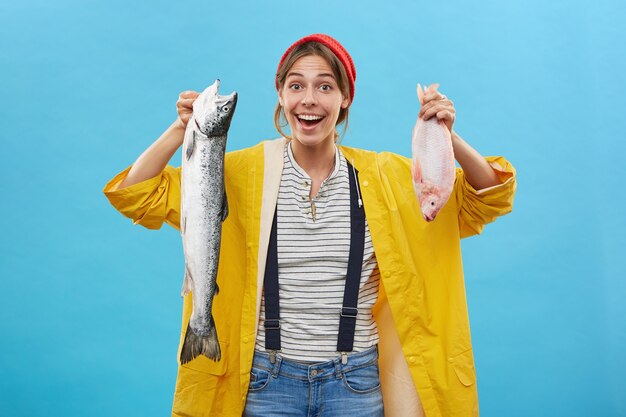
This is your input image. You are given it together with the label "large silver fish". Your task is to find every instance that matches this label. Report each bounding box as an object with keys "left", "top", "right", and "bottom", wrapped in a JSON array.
[{"left": 180, "top": 79, "right": 237, "bottom": 364}]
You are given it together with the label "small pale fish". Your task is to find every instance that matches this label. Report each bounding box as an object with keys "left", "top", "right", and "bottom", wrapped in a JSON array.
[
  {"left": 180, "top": 79, "right": 237, "bottom": 364},
  {"left": 411, "top": 83, "right": 456, "bottom": 222}
]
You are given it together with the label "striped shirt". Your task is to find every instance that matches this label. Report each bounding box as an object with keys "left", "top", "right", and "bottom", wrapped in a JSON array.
[{"left": 255, "top": 141, "right": 380, "bottom": 362}]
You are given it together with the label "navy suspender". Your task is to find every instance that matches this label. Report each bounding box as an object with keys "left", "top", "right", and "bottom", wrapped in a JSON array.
[
  {"left": 337, "top": 161, "right": 366, "bottom": 353},
  {"left": 263, "top": 208, "right": 281, "bottom": 353},
  {"left": 263, "top": 161, "right": 365, "bottom": 363}
]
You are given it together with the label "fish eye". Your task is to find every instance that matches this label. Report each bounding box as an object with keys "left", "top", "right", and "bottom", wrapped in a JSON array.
[
  {"left": 431, "top": 202, "right": 435, "bottom": 206},
  {"left": 222, "top": 106, "right": 229, "bottom": 112}
]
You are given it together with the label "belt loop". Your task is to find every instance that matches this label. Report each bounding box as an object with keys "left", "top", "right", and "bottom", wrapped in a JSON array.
[
  {"left": 270, "top": 353, "right": 281, "bottom": 377},
  {"left": 334, "top": 357, "right": 342, "bottom": 379}
]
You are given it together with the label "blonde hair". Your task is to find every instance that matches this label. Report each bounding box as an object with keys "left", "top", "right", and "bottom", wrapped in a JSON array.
[{"left": 274, "top": 42, "right": 351, "bottom": 143}]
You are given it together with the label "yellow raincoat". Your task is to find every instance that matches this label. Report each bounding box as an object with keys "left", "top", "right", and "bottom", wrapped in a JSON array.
[{"left": 103, "top": 138, "right": 516, "bottom": 417}]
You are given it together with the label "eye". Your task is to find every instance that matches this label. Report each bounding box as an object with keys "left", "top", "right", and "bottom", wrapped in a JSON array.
[
  {"left": 222, "top": 106, "right": 229, "bottom": 112},
  {"left": 289, "top": 83, "right": 301, "bottom": 90},
  {"left": 431, "top": 202, "right": 435, "bottom": 206},
  {"left": 320, "top": 84, "right": 332, "bottom": 91}
]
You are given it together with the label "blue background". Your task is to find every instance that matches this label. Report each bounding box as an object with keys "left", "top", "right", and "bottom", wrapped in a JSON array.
[{"left": 1, "top": 0, "right": 624, "bottom": 416}]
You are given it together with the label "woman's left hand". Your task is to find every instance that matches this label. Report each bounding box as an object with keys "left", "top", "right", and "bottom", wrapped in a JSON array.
[{"left": 418, "top": 88, "right": 456, "bottom": 133}]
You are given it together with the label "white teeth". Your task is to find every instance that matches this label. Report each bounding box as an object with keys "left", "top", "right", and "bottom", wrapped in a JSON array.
[{"left": 298, "top": 114, "right": 323, "bottom": 121}]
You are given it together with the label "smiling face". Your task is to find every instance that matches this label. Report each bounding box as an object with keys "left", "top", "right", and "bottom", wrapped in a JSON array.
[{"left": 278, "top": 54, "right": 350, "bottom": 148}]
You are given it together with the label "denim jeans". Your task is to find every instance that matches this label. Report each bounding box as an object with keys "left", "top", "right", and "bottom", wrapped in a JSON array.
[{"left": 243, "top": 345, "right": 384, "bottom": 417}]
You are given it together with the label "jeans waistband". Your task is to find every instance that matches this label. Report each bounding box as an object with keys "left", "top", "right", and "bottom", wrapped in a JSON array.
[{"left": 251, "top": 345, "right": 379, "bottom": 382}]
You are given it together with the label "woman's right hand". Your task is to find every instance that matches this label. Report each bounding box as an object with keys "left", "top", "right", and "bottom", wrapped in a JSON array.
[{"left": 175, "top": 90, "right": 200, "bottom": 129}]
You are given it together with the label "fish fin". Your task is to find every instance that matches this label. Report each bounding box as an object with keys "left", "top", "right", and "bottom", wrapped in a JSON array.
[
  {"left": 179, "top": 317, "right": 221, "bottom": 364},
  {"left": 214, "top": 281, "right": 220, "bottom": 296},
  {"left": 181, "top": 264, "right": 193, "bottom": 297},
  {"left": 412, "top": 158, "right": 423, "bottom": 184},
  {"left": 220, "top": 189, "right": 229, "bottom": 222},
  {"left": 185, "top": 131, "right": 196, "bottom": 160}
]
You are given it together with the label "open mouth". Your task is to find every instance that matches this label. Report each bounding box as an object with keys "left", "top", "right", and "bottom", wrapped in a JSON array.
[{"left": 297, "top": 114, "right": 325, "bottom": 129}]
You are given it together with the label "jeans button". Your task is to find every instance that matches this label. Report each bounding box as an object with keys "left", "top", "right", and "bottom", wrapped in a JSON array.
[{"left": 310, "top": 369, "right": 318, "bottom": 377}]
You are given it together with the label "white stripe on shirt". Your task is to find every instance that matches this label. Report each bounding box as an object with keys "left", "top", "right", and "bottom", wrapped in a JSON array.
[{"left": 255, "top": 141, "right": 380, "bottom": 362}]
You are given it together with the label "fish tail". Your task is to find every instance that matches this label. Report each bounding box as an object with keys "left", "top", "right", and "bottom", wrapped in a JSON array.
[{"left": 180, "top": 317, "right": 221, "bottom": 364}]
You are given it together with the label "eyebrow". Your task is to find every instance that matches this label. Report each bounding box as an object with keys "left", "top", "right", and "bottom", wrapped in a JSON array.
[{"left": 286, "top": 72, "right": 336, "bottom": 80}]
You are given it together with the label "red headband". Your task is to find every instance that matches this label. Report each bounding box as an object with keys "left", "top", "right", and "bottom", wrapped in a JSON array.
[{"left": 275, "top": 34, "right": 356, "bottom": 103}]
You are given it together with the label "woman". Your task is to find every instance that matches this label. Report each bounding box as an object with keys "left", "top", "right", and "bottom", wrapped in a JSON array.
[{"left": 104, "top": 34, "right": 516, "bottom": 417}]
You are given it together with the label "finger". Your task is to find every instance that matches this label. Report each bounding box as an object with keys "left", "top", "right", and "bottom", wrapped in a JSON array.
[
  {"left": 419, "top": 100, "right": 439, "bottom": 115},
  {"left": 419, "top": 100, "right": 452, "bottom": 118},
  {"left": 177, "top": 98, "right": 196, "bottom": 108},
  {"left": 428, "top": 105, "right": 455, "bottom": 120},
  {"left": 179, "top": 90, "right": 200, "bottom": 99},
  {"left": 422, "top": 93, "right": 448, "bottom": 107},
  {"left": 422, "top": 96, "right": 446, "bottom": 107},
  {"left": 176, "top": 98, "right": 196, "bottom": 111},
  {"left": 436, "top": 110, "right": 454, "bottom": 122},
  {"left": 179, "top": 90, "right": 199, "bottom": 98},
  {"left": 422, "top": 104, "right": 455, "bottom": 120}
]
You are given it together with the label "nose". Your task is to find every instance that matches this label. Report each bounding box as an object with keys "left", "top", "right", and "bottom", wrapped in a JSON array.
[{"left": 301, "top": 88, "right": 316, "bottom": 106}]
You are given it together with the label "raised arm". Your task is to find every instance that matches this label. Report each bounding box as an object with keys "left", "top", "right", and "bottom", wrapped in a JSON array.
[
  {"left": 450, "top": 130, "right": 502, "bottom": 190},
  {"left": 417, "top": 85, "right": 515, "bottom": 237},
  {"left": 418, "top": 87, "right": 502, "bottom": 190},
  {"left": 116, "top": 91, "right": 199, "bottom": 190},
  {"left": 103, "top": 90, "right": 201, "bottom": 230}
]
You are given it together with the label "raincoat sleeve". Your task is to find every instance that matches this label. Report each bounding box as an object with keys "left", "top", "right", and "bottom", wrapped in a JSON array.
[
  {"left": 102, "top": 164, "right": 182, "bottom": 230},
  {"left": 454, "top": 156, "right": 516, "bottom": 238}
]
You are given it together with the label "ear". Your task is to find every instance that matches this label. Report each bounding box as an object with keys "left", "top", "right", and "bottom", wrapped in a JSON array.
[
  {"left": 278, "top": 89, "right": 284, "bottom": 107},
  {"left": 341, "top": 96, "right": 350, "bottom": 109}
]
